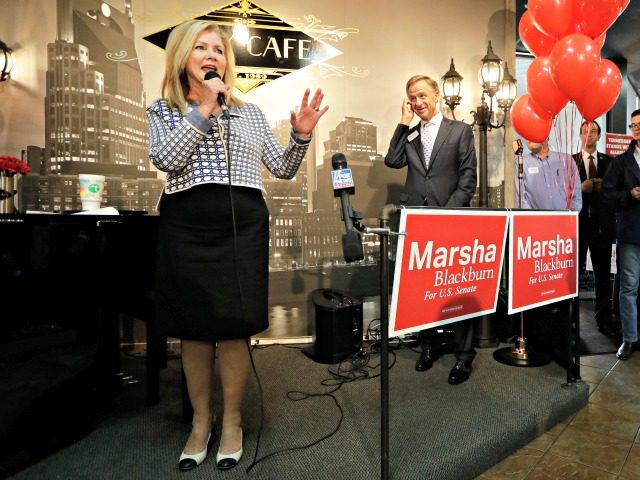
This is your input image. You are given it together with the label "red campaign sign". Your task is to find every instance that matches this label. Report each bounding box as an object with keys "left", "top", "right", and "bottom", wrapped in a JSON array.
[
  {"left": 389, "top": 209, "right": 509, "bottom": 336},
  {"left": 605, "top": 133, "right": 633, "bottom": 157},
  {"left": 508, "top": 211, "right": 578, "bottom": 314}
]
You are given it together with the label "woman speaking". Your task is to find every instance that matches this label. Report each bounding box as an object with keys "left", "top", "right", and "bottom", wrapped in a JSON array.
[{"left": 147, "top": 19, "right": 327, "bottom": 472}]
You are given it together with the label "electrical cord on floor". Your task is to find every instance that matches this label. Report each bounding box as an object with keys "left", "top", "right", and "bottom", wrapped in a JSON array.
[
  {"left": 324, "top": 349, "right": 398, "bottom": 386},
  {"left": 366, "top": 318, "right": 381, "bottom": 344},
  {"left": 243, "top": 317, "right": 434, "bottom": 471},
  {"left": 245, "top": 341, "right": 266, "bottom": 473},
  {"left": 247, "top": 345, "right": 392, "bottom": 469},
  {"left": 365, "top": 318, "right": 419, "bottom": 356},
  {"left": 395, "top": 335, "right": 422, "bottom": 354},
  {"left": 246, "top": 342, "right": 307, "bottom": 471},
  {"left": 244, "top": 338, "right": 402, "bottom": 472},
  {"left": 245, "top": 343, "right": 345, "bottom": 471}
]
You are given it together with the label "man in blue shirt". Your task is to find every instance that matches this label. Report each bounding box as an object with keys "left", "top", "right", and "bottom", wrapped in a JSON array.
[
  {"left": 516, "top": 139, "right": 582, "bottom": 211},
  {"left": 514, "top": 138, "right": 582, "bottom": 360}
]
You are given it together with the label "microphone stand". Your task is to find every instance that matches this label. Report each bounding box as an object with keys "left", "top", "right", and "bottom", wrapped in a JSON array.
[
  {"left": 494, "top": 148, "right": 551, "bottom": 367},
  {"left": 363, "top": 204, "right": 402, "bottom": 480},
  {"left": 350, "top": 210, "right": 365, "bottom": 233},
  {"left": 514, "top": 151, "right": 527, "bottom": 359}
]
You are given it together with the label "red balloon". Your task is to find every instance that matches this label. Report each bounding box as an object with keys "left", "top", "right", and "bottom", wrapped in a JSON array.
[
  {"left": 519, "top": 11, "right": 557, "bottom": 57},
  {"left": 549, "top": 33, "right": 600, "bottom": 101},
  {"left": 529, "top": 0, "right": 579, "bottom": 38},
  {"left": 575, "top": 23, "right": 606, "bottom": 51},
  {"left": 578, "top": 0, "right": 624, "bottom": 38},
  {"left": 594, "top": 32, "right": 606, "bottom": 52},
  {"left": 511, "top": 94, "right": 553, "bottom": 143},
  {"left": 616, "top": 0, "right": 630, "bottom": 12},
  {"left": 575, "top": 59, "right": 622, "bottom": 121},
  {"left": 527, "top": 57, "right": 568, "bottom": 116}
]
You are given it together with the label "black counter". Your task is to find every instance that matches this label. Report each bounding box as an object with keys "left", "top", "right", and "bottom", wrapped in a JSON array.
[{"left": 0, "top": 212, "right": 158, "bottom": 476}]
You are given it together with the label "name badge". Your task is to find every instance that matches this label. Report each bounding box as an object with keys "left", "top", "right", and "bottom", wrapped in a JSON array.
[
  {"left": 407, "top": 131, "right": 419, "bottom": 142},
  {"left": 528, "top": 166, "right": 539, "bottom": 174}
]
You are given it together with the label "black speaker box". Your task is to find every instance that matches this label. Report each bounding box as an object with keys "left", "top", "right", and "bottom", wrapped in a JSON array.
[{"left": 303, "top": 289, "right": 363, "bottom": 364}]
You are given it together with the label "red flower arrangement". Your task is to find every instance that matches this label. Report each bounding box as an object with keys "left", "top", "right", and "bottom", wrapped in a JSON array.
[{"left": 0, "top": 156, "right": 31, "bottom": 176}]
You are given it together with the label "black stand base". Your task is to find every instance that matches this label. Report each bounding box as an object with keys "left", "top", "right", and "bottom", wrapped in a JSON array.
[{"left": 493, "top": 346, "right": 551, "bottom": 367}]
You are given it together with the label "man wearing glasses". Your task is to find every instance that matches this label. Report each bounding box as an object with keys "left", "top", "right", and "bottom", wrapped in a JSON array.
[{"left": 602, "top": 109, "right": 640, "bottom": 360}]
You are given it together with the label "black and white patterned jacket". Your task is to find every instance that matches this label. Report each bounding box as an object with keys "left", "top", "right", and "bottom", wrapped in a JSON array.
[{"left": 147, "top": 99, "right": 311, "bottom": 194}]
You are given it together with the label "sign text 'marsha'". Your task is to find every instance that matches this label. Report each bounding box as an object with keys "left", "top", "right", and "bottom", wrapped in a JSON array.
[
  {"left": 408, "top": 239, "right": 497, "bottom": 270},
  {"left": 516, "top": 234, "right": 574, "bottom": 260}
]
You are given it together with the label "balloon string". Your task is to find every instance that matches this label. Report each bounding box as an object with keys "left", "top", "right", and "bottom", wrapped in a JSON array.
[
  {"left": 553, "top": 111, "right": 568, "bottom": 207},
  {"left": 554, "top": 102, "right": 581, "bottom": 210},
  {"left": 567, "top": 102, "right": 579, "bottom": 210},
  {"left": 567, "top": 104, "right": 574, "bottom": 208}
]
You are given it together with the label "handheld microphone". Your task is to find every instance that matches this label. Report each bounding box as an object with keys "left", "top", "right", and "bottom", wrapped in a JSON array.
[
  {"left": 331, "top": 153, "right": 364, "bottom": 262},
  {"left": 203, "top": 70, "right": 229, "bottom": 117}
]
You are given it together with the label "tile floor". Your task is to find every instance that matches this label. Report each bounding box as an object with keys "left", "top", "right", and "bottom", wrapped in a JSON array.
[{"left": 477, "top": 351, "right": 640, "bottom": 479}]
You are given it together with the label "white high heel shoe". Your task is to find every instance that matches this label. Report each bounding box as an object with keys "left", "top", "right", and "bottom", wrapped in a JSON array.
[
  {"left": 178, "top": 432, "right": 212, "bottom": 471},
  {"left": 216, "top": 429, "right": 243, "bottom": 470}
]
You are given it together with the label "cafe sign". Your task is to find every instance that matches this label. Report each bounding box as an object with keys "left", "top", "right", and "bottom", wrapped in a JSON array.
[{"left": 143, "top": 0, "right": 342, "bottom": 93}]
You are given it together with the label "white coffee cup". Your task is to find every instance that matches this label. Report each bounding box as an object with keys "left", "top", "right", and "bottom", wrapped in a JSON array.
[{"left": 78, "top": 174, "right": 106, "bottom": 210}]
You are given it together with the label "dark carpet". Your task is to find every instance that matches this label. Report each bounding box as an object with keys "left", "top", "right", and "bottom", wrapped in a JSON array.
[{"left": 8, "top": 344, "right": 588, "bottom": 480}]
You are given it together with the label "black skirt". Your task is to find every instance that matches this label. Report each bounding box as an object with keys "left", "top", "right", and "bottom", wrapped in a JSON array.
[{"left": 155, "top": 183, "right": 269, "bottom": 340}]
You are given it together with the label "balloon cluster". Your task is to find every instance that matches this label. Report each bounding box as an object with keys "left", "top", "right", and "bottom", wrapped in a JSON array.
[{"left": 512, "top": 0, "right": 629, "bottom": 142}]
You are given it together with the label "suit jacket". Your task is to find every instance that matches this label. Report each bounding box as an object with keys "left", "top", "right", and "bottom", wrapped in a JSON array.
[
  {"left": 603, "top": 140, "right": 640, "bottom": 244},
  {"left": 572, "top": 151, "right": 616, "bottom": 241},
  {"left": 384, "top": 117, "right": 477, "bottom": 207}
]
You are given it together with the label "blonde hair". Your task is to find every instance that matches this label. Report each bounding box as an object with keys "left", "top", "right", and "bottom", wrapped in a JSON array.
[
  {"left": 405, "top": 75, "right": 440, "bottom": 98},
  {"left": 161, "top": 20, "right": 243, "bottom": 112}
]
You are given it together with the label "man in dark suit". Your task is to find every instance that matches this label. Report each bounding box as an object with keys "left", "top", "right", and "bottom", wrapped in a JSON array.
[
  {"left": 384, "top": 74, "right": 477, "bottom": 385},
  {"left": 603, "top": 109, "right": 640, "bottom": 360},
  {"left": 572, "top": 120, "right": 617, "bottom": 336}
]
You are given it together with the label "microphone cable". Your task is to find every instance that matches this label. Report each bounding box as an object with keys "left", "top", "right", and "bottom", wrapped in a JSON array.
[
  {"left": 244, "top": 341, "right": 399, "bottom": 471},
  {"left": 245, "top": 344, "right": 346, "bottom": 472},
  {"left": 217, "top": 103, "right": 267, "bottom": 474}
]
